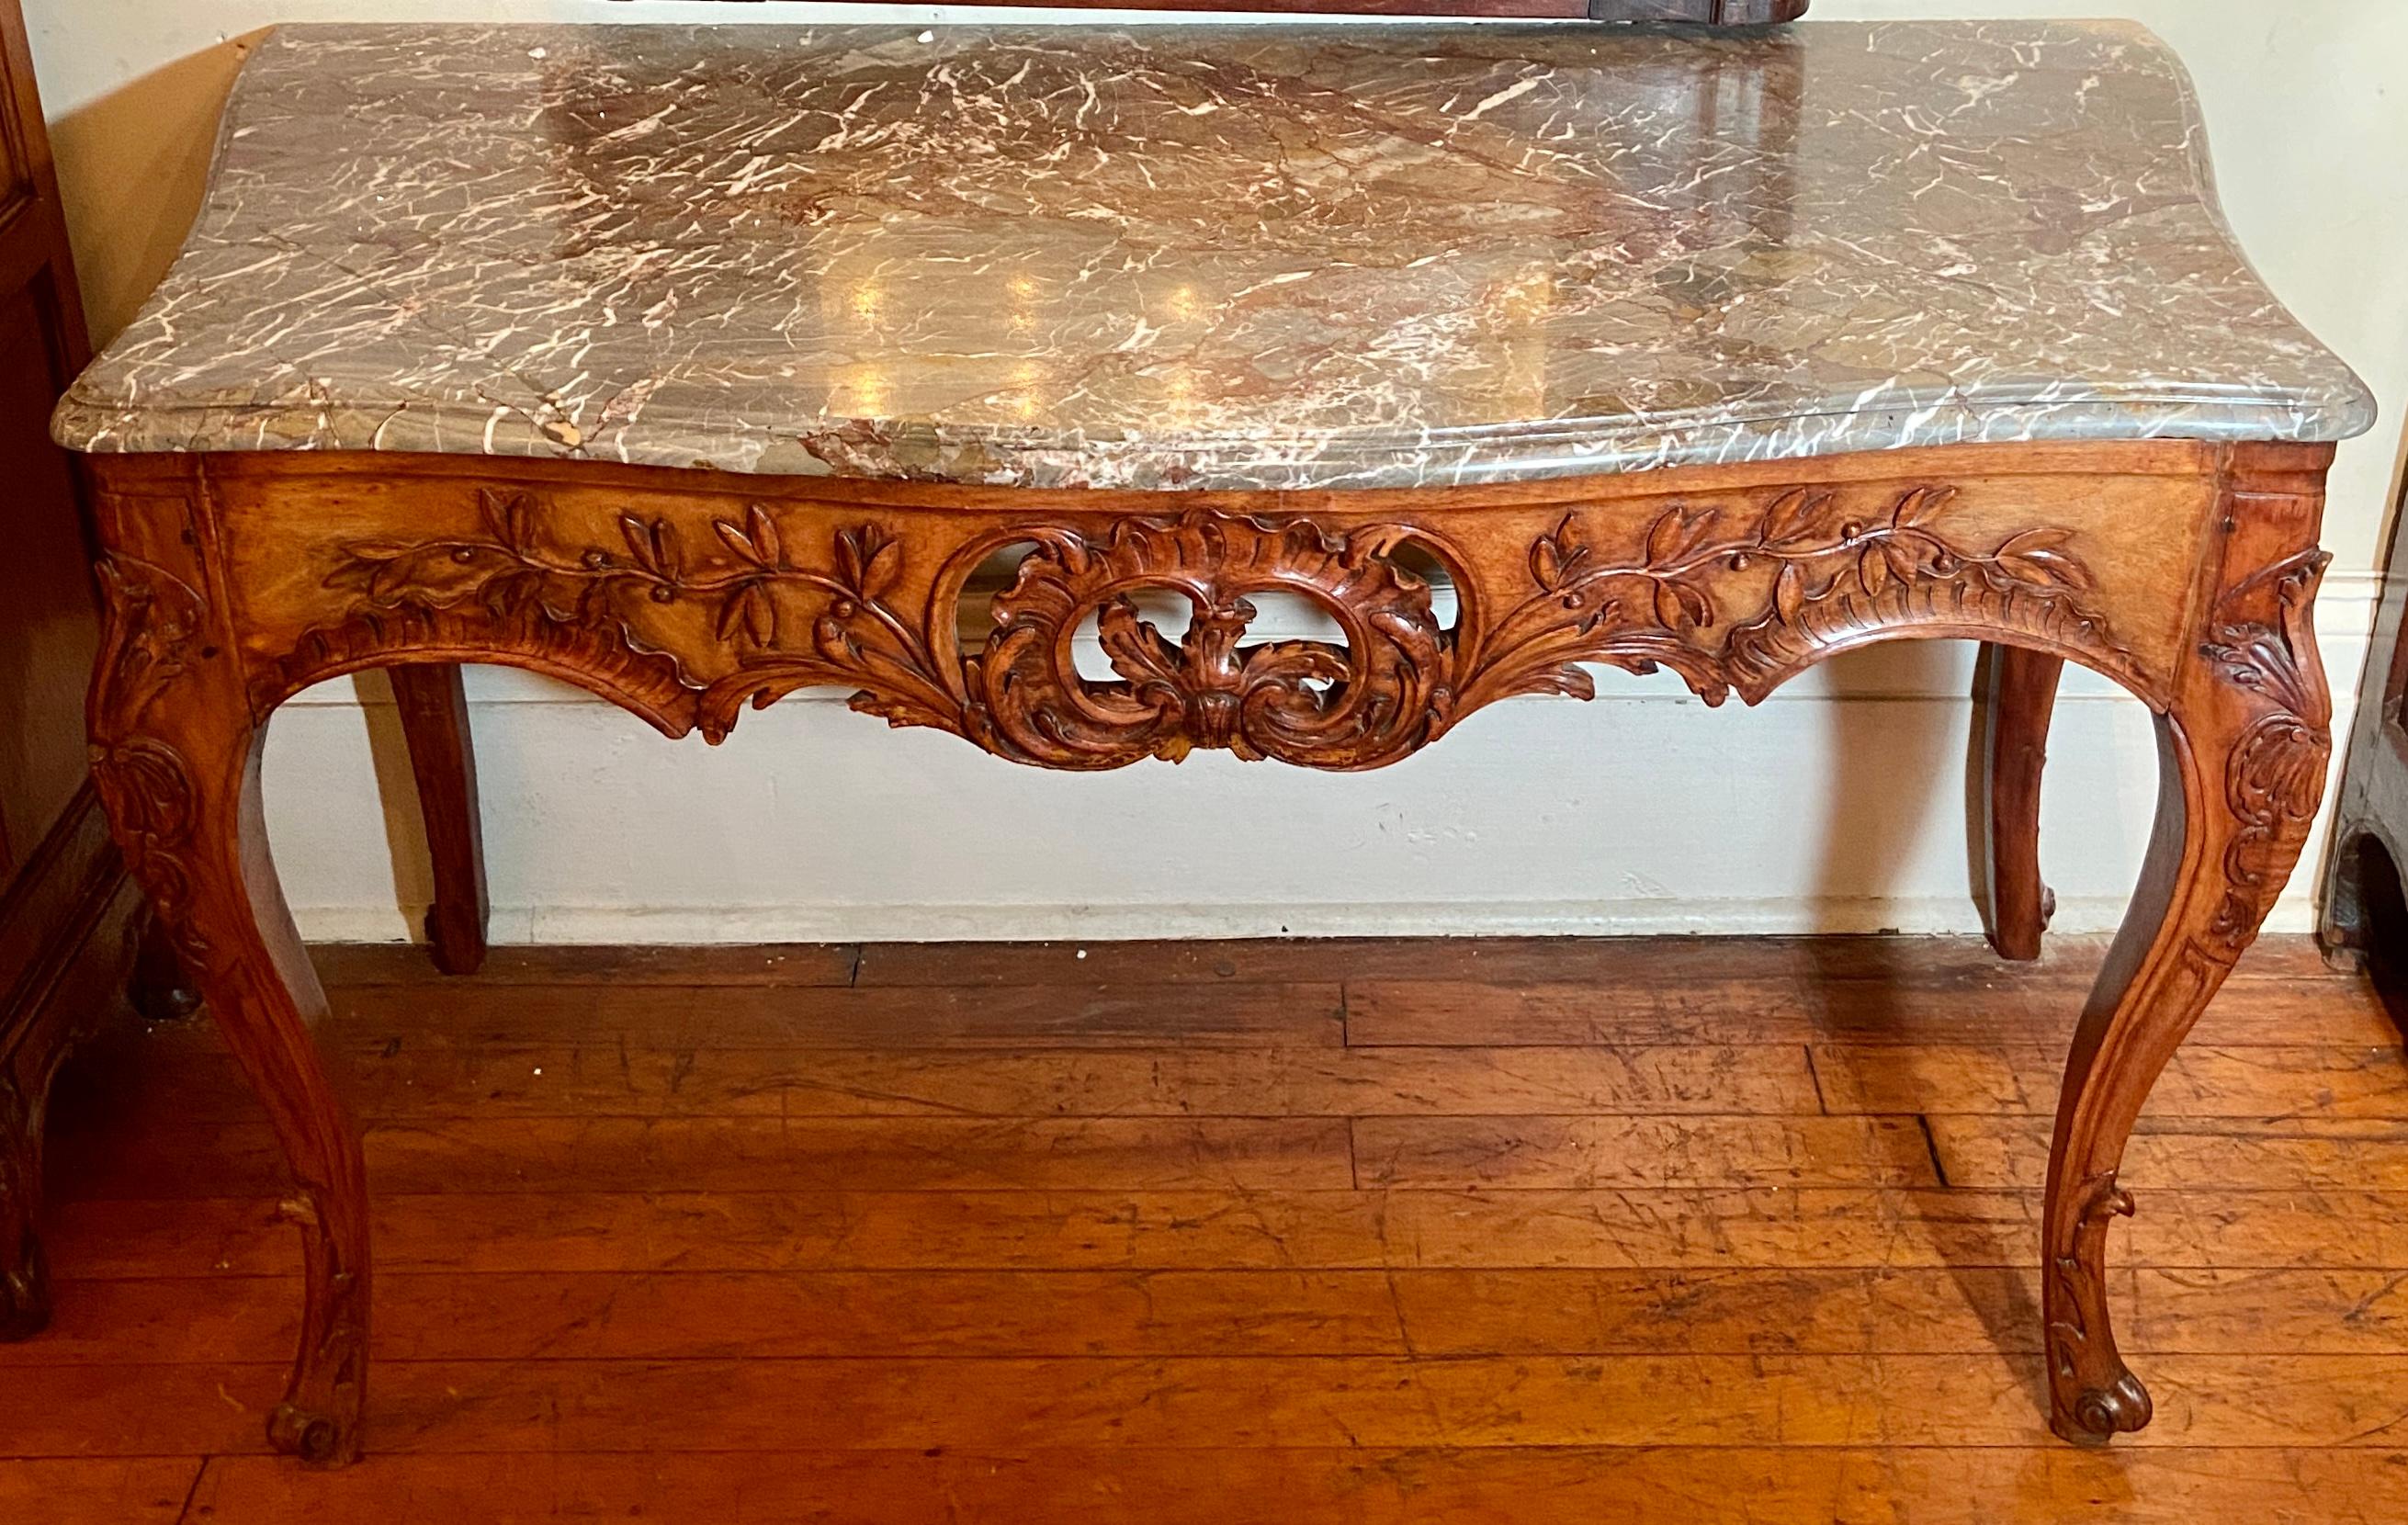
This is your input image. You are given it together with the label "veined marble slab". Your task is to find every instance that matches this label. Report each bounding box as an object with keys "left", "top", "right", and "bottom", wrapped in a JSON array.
[{"left": 53, "top": 21, "right": 2377, "bottom": 490}]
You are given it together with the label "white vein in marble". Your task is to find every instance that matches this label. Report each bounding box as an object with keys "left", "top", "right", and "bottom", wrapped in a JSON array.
[{"left": 53, "top": 21, "right": 2378, "bottom": 490}]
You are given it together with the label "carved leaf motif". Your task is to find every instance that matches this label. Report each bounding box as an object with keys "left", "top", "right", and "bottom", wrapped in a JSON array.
[
  {"left": 714, "top": 518, "right": 766, "bottom": 568},
  {"left": 863, "top": 537, "right": 902, "bottom": 603},
  {"left": 750, "top": 504, "right": 782, "bottom": 568},
  {"left": 1530, "top": 514, "right": 1588, "bottom": 593},
  {"left": 1645, "top": 506, "right": 1718, "bottom": 565},
  {"left": 1858, "top": 546, "right": 1891, "bottom": 598},
  {"left": 1891, "top": 485, "right": 1953, "bottom": 528},
  {"left": 1772, "top": 561, "right": 1806, "bottom": 626},
  {"left": 1995, "top": 527, "right": 2094, "bottom": 591},
  {"left": 618, "top": 516, "right": 657, "bottom": 575},
  {"left": 480, "top": 489, "right": 539, "bottom": 554},
  {"left": 1762, "top": 488, "right": 1839, "bottom": 549}
]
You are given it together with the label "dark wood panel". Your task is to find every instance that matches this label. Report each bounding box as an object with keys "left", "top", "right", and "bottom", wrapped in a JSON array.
[{"left": 0, "top": 0, "right": 119, "bottom": 1353}]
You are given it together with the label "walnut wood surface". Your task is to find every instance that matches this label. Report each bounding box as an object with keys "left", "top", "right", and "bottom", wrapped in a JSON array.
[
  {"left": 384, "top": 666, "right": 487, "bottom": 977},
  {"left": 9, "top": 931, "right": 2403, "bottom": 1520},
  {"left": 1976, "top": 644, "right": 2064, "bottom": 961},
  {"left": 77, "top": 434, "right": 2335, "bottom": 1462}
]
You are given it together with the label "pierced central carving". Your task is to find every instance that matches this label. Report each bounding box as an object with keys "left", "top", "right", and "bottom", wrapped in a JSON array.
[
  {"left": 967, "top": 513, "right": 1446, "bottom": 770},
  {"left": 292, "top": 482, "right": 2132, "bottom": 770}
]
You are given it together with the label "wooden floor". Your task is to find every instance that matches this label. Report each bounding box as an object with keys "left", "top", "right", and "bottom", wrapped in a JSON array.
[{"left": 6, "top": 934, "right": 2406, "bottom": 1522}]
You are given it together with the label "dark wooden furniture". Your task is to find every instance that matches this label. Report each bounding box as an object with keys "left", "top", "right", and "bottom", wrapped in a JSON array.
[
  {"left": 2323, "top": 487, "right": 2408, "bottom": 1017},
  {"left": 50, "top": 16, "right": 2371, "bottom": 1465},
  {"left": 0, "top": 0, "right": 152, "bottom": 1342}
]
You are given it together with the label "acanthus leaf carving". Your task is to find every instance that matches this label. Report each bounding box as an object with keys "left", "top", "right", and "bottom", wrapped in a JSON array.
[
  {"left": 87, "top": 737, "right": 212, "bottom": 970},
  {"left": 2047, "top": 1173, "right": 2153, "bottom": 1439},
  {"left": 93, "top": 552, "right": 209, "bottom": 726},
  {"left": 2199, "top": 547, "right": 2334, "bottom": 955}
]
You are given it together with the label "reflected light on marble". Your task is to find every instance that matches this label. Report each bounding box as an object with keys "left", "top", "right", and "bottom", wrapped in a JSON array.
[{"left": 53, "top": 21, "right": 2375, "bottom": 488}]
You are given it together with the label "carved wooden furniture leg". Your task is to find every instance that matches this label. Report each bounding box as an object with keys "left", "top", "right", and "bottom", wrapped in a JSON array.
[
  {"left": 2042, "top": 443, "right": 2333, "bottom": 1443},
  {"left": 388, "top": 663, "right": 488, "bottom": 976},
  {"left": 87, "top": 473, "right": 369, "bottom": 1465},
  {"left": 1976, "top": 644, "right": 2064, "bottom": 960}
]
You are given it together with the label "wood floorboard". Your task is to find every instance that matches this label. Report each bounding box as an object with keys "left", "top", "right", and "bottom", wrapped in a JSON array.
[
  {"left": 176, "top": 1447, "right": 2408, "bottom": 1525},
  {"left": 6, "top": 933, "right": 2403, "bottom": 1522},
  {"left": 51, "top": 1115, "right": 1360, "bottom": 1200},
  {"left": 319, "top": 980, "right": 1350, "bottom": 1048},
  {"left": 19, "top": 1265, "right": 2408, "bottom": 1364},
  {"left": 0, "top": 1459, "right": 198, "bottom": 1523},
  {"left": 306, "top": 941, "right": 863, "bottom": 988},
  {"left": 17, "top": 1352, "right": 2408, "bottom": 1454},
  {"left": 45, "top": 1186, "right": 2408, "bottom": 1277},
  {"left": 1344, "top": 977, "right": 2404, "bottom": 1048},
  {"left": 74, "top": 1038, "right": 1830, "bottom": 1122}
]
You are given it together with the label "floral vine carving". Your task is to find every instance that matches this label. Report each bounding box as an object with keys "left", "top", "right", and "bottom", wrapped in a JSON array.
[
  {"left": 308, "top": 491, "right": 959, "bottom": 740},
  {"left": 296, "top": 483, "right": 2128, "bottom": 769},
  {"left": 2198, "top": 548, "right": 2334, "bottom": 955},
  {"left": 2047, "top": 1173, "right": 2153, "bottom": 1439},
  {"left": 1457, "top": 485, "right": 2127, "bottom": 712}
]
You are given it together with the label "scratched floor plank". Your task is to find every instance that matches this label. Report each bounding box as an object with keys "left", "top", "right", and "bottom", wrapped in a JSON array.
[
  {"left": 177, "top": 1447, "right": 2408, "bottom": 1525},
  {"left": 4, "top": 933, "right": 2402, "bottom": 1523},
  {"left": 18, "top": 1265, "right": 2408, "bottom": 1366}
]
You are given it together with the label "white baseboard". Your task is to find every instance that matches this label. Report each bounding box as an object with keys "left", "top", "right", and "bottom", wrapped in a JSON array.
[{"left": 297, "top": 890, "right": 2319, "bottom": 948}]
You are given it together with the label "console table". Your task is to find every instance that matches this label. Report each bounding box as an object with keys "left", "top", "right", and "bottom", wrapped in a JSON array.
[{"left": 53, "top": 18, "right": 2374, "bottom": 1464}]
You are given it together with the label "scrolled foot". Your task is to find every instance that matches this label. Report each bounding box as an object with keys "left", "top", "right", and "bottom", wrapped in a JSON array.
[
  {"left": 2052, "top": 1369, "right": 2154, "bottom": 1445},
  {"left": 268, "top": 1398, "right": 360, "bottom": 1466}
]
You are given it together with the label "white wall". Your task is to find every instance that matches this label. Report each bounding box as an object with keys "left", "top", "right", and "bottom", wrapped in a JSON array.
[{"left": 24, "top": 1, "right": 2407, "bottom": 943}]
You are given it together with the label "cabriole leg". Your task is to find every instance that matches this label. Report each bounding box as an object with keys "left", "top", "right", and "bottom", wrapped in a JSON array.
[
  {"left": 92, "top": 717, "right": 369, "bottom": 1465},
  {"left": 88, "top": 471, "right": 369, "bottom": 1465},
  {"left": 1976, "top": 644, "right": 2063, "bottom": 961},
  {"left": 2042, "top": 446, "right": 2332, "bottom": 1442}
]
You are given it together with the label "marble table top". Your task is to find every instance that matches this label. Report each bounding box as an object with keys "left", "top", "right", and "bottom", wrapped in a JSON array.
[{"left": 54, "top": 20, "right": 2376, "bottom": 491}]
